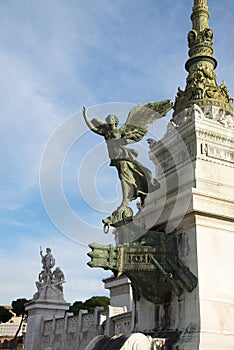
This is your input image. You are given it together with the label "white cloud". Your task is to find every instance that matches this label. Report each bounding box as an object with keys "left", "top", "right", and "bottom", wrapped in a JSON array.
[{"left": 0, "top": 52, "right": 62, "bottom": 208}]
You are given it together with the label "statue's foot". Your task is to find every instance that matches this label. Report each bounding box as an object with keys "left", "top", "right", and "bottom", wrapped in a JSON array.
[
  {"left": 102, "top": 205, "right": 133, "bottom": 232},
  {"left": 114, "top": 204, "right": 128, "bottom": 214}
]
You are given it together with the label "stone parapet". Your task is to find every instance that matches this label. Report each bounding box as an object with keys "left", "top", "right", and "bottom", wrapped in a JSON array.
[{"left": 39, "top": 307, "right": 105, "bottom": 350}]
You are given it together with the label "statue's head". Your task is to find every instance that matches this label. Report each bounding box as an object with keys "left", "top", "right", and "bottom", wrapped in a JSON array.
[
  {"left": 105, "top": 114, "right": 119, "bottom": 126},
  {"left": 46, "top": 248, "right": 51, "bottom": 253}
]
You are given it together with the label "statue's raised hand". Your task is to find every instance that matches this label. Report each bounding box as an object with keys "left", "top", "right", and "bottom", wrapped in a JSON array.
[{"left": 82, "top": 106, "right": 87, "bottom": 115}]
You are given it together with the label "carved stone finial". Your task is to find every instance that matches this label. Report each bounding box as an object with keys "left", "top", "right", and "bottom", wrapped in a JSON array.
[
  {"left": 173, "top": 0, "right": 233, "bottom": 116},
  {"left": 194, "top": 0, "right": 207, "bottom": 5},
  {"left": 192, "top": 0, "right": 209, "bottom": 32}
]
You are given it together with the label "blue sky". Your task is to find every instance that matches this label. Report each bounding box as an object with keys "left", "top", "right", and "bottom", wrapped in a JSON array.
[{"left": 0, "top": 0, "right": 233, "bottom": 305}]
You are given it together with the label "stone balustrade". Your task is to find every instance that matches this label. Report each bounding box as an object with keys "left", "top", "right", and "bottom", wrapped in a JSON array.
[
  {"left": 39, "top": 307, "right": 105, "bottom": 350},
  {"left": 113, "top": 311, "right": 132, "bottom": 335},
  {"left": 37, "top": 305, "right": 134, "bottom": 350}
]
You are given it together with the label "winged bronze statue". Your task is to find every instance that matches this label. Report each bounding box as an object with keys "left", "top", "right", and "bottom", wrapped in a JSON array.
[{"left": 83, "top": 100, "right": 173, "bottom": 229}]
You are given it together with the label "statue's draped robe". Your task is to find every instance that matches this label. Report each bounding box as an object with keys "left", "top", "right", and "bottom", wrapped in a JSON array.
[{"left": 106, "top": 137, "right": 159, "bottom": 202}]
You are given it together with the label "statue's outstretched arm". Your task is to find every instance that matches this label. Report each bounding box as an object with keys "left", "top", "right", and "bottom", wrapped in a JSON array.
[{"left": 82, "top": 106, "right": 105, "bottom": 136}]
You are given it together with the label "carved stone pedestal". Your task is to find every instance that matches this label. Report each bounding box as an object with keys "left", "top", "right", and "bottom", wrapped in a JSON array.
[
  {"left": 25, "top": 296, "right": 70, "bottom": 350},
  {"left": 24, "top": 248, "right": 70, "bottom": 350},
  {"left": 134, "top": 105, "right": 234, "bottom": 349}
]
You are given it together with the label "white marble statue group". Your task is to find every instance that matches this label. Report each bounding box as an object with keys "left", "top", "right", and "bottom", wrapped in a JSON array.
[{"left": 34, "top": 247, "right": 66, "bottom": 300}]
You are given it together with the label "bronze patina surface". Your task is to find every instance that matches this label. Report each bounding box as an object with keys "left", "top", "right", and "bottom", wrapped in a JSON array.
[
  {"left": 88, "top": 231, "right": 197, "bottom": 304},
  {"left": 83, "top": 101, "right": 172, "bottom": 229}
]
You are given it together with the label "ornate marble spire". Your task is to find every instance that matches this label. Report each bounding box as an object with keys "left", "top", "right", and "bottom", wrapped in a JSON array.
[{"left": 173, "top": 0, "right": 233, "bottom": 116}]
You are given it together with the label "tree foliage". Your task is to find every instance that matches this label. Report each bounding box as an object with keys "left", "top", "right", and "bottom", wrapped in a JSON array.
[
  {"left": 69, "top": 301, "right": 83, "bottom": 315},
  {"left": 0, "top": 306, "right": 12, "bottom": 323},
  {"left": 11, "top": 298, "right": 29, "bottom": 317},
  {"left": 69, "top": 296, "right": 110, "bottom": 315}
]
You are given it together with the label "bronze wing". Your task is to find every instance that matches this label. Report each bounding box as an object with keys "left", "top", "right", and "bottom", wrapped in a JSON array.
[{"left": 121, "top": 100, "right": 173, "bottom": 143}]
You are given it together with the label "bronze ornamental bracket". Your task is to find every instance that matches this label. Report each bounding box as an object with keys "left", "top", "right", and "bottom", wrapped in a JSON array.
[{"left": 87, "top": 231, "right": 197, "bottom": 304}]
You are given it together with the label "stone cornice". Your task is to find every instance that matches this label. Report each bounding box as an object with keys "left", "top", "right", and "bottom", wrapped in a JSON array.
[{"left": 148, "top": 106, "right": 234, "bottom": 174}]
